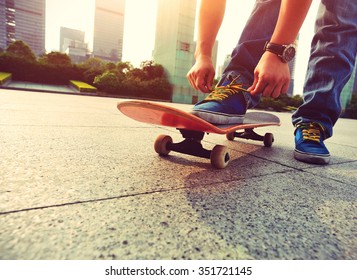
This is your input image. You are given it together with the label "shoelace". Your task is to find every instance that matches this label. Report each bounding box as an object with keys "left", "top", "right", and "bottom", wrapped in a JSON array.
[
  {"left": 205, "top": 77, "right": 248, "bottom": 101},
  {"left": 299, "top": 123, "right": 324, "bottom": 142}
]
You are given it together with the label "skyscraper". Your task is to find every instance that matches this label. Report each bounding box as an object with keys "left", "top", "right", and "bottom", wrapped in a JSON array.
[
  {"left": 0, "top": 0, "right": 45, "bottom": 55},
  {"left": 92, "top": 0, "right": 125, "bottom": 62},
  {"left": 60, "top": 27, "right": 85, "bottom": 53},
  {"left": 287, "top": 55, "right": 297, "bottom": 97},
  {"left": 153, "top": 0, "right": 199, "bottom": 104},
  {"left": 60, "top": 27, "right": 88, "bottom": 64}
]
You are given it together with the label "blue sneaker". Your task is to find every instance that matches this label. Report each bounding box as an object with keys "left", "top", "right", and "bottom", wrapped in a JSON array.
[
  {"left": 294, "top": 122, "right": 330, "bottom": 164},
  {"left": 191, "top": 77, "right": 251, "bottom": 124}
]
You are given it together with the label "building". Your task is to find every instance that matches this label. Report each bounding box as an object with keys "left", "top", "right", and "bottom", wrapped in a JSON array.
[
  {"left": 60, "top": 27, "right": 88, "bottom": 63},
  {"left": 341, "top": 58, "right": 357, "bottom": 110},
  {"left": 217, "top": 54, "right": 232, "bottom": 80},
  {"left": 0, "top": 0, "right": 45, "bottom": 56},
  {"left": 92, "top": 0, "right": 125, "bottom": 63},
  {"left": 153, "top": 0, "right": 199, "bottom": 104},
  {"left": 287, "top": 55, "right": 297, "bottom": 97}
]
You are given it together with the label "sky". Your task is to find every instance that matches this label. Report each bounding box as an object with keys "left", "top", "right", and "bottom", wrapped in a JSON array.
[{"left": 46, "top": 0, "right": 320, "bottom": 95}]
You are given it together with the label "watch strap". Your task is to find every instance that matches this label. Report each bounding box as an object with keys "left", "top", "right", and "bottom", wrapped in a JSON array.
[{"left": 264, "top": 41, "right": 285, "bottom": 55}]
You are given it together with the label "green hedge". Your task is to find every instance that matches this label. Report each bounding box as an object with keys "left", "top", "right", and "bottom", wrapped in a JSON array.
[{"left": 0, "top": 54, "right": 84, "bottom": 84}]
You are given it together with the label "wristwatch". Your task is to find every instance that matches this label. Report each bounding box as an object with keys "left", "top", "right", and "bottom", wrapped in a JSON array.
[{"left": 264, "top": 41, "right": 296, "bottom": 63}]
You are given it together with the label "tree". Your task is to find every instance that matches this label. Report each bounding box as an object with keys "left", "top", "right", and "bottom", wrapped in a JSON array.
[
  {"left": 126, "top": 67, "right": 147, "bottom": 80},
  {"left": 93, "top": 71, "right": 121, "bottom": 93},
  {"left": 39, "top": 51, "right": 72, "bottom": 66},
  {"left": 78, "top": 57, "right": 106, "bottom": 84},
  {"left": 6, "top": 40, "right": 36, "bottom": 62},
  {"left": 141, "top": 60, "right": 165, "bottom": 80},
  {"left": 343, "top": 94, "right": 357, "bottom": 119},
  {"left": 256, "top": 94, "right": 303, "bottom": 111},
  {"left": 79, "top": 57, "right": 106, "bottom": 71},
  {"left": 117, "top": 61, "right": 133, "bottom": 74},
  {"left": 106, "top": 62, "right": 116, "bottom": 71}
]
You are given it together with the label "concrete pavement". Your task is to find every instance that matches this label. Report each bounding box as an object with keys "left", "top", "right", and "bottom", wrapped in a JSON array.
[{"left": 0, "top": 89, "right": 356, "bottom": 260}]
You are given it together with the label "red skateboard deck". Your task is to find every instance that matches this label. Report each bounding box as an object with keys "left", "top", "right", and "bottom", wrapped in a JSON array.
[
  {"left": 117, "top": 100, "right": 281, "bottom": 169},
  {"left": 117, "top": 100, "right": 280, "bottom": 133}
]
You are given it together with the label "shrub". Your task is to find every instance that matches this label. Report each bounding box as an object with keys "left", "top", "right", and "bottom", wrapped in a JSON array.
[
  {"left": 342, "top": 93, "right": 357, "bottom": 119},
  {"left": 93, "top": 71, "right": 121, "bottom": 94},
  {"left": 0, "top": 53, "right": 84, "bottom": 84},
  {"left": 6, "top": 40, "right": 36, "bottom": 62},
  {"left": 255, "top": 95, "right": 303, "bottom": 112}
]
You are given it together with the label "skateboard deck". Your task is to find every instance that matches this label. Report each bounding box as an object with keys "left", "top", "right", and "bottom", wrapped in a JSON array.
[
  {"left": 117, "top": 100, "right": 280, "bottom": 133},
  {"left": 117, "top": 100, "right": 281, "bottom": 169}
]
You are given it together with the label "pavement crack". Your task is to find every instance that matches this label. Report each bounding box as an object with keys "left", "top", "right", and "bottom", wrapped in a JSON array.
[{"left": 0, "top": 189, "right": 169, "bottom": 216}]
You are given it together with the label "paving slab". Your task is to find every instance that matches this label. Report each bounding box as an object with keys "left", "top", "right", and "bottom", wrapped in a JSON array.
[
  {"left": 0, "top": 89, "right": 356, "bottom": 260},
  {"left": 0, "top": 172, "right": 354, "bottom": 260}
]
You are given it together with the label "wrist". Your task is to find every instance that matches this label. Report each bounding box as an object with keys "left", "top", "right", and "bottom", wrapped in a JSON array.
[
  {"left": 263, "top": 41, "right": 296, "bottom": 63},
  {"left": 194, "top": 52, "right": 212, "bottom": 61}
]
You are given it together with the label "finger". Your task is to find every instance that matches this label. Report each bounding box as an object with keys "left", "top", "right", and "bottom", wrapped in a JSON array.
[
  {"left": 187, "top": 73, "right": 198, "bottom": 90},
  {"left": 199, "top": 70, "right": 215, "bottom": 93},
  {"left": 206, "top": 71, "right": 215, "bottom": 91},
  {"left": 248, "top": 71, "right": 259, "bottom": 94},
  {"left": 281, "top": 81, "right": 289, "bottom": 95},
  {"left": 252, "top": 78, "right": 268, "bottom": 96},
  {"left": 197, "top": 75, "right": 210, "bottom": 93},
  {"left": 262, "top": 82, "right": 276, "bottom": 97},
  {"left": 186, "top": 71, "right": 193, "bottom": 86},
  {"left": 271, "top": 84, "right": 282, "bottom": 98},
  {"left": 248, "top": 78, "right": 258, "bottom": 94}
]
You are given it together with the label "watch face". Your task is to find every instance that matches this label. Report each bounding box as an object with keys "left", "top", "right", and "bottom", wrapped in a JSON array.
[{"left": 283, "top": 45, "right": 296, "bottom": 62}]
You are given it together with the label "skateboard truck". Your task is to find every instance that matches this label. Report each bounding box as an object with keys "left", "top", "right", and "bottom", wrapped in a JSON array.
[
  {"left": 168, "top": 130, "right": 211, "bottom": 159},
  {"left": 154, "top": 129, "right": 230, "bottom": 169},
  {"left": 226, "top": 129, "right": 274, "bottom": 147}
]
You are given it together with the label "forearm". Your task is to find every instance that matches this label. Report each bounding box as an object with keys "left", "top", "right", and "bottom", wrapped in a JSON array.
[
  {"left": 195, "top": 0, "right": 226, "bottom": 59},
  {"left": 250, "top": 0, "right": 312, "bottom": 97},
  {"left": 271, "top": 0, "right": 312, "bottom": 44}
]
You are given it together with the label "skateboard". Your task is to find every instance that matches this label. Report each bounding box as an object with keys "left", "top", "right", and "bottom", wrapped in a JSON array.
[{"left": 118, "top": 100, "right": 280, "bottom": 169}]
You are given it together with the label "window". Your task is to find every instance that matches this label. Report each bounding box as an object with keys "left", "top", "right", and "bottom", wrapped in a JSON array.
[{"left": 180, "top": 42, "right": 190, "bottom": 52}]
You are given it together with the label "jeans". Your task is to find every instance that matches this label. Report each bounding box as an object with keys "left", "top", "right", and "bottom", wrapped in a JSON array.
[{"left": 221, "top": 0, "right": 357, "bottom": 138}]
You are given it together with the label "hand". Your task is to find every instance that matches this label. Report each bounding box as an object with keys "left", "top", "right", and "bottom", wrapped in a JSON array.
[
  {"left": 248, "top": 51, "right": 290, "bottom": 98},
  {"left": 187, "top": 55, "right": 215, "bottom": 93}
]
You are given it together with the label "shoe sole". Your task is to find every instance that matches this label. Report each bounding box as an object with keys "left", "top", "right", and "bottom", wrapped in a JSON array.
[
  {"left": 191, "top": 109, "right": 245, "bottom": 125},
  {"left": 294, "top": 149, "right": 330, "bottom": 165}
]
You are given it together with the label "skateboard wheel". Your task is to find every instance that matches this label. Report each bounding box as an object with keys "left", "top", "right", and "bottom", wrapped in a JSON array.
[
  {"left": 226, "top": 132, "right": 235, "bottom": 141},
  {"left": 210, "top": 145, "right": 230, "bottom": 169},
  {"left": 263, "top": 133, "right": 274, "bottom": 147},
  {"left": 154, "top": 135, "right": 172, "bottom": 156}
]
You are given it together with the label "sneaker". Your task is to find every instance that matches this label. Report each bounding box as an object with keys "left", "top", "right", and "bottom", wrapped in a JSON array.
[
  {"left": 191, "top": 77, "right": 251, "bottom": 124},
  {"left": 294, "top": 122, "right": 330, "bottom": 164}
]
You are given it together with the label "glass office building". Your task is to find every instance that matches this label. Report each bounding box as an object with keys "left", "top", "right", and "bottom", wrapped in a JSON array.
[
  {"left": 0, "top": 0, "right": 45, "bottom": 55},
  {"left": 153, "top": 0, "right": 199, "bottom": 104},
  {"left": 60, "top": 27, "right": 88, "bottom": 64},
  {"left": 92, "top": 0, "right": 125, "bottom": 62}
]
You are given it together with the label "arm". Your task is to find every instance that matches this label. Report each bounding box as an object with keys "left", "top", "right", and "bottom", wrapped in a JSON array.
[
  {"left": 187, "top": 0, "right": 227, "bottom": 93},
  {"left": 249, "top": 0, "right": 312, "bottom": 97}
]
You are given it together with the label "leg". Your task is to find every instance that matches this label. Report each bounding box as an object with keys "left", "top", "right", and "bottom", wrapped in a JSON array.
[
  {"left": 292, "top": 0, "right": 357, "bottom": 164},
  {"left": 292, "top": 0, "right": 357, "bottom": 139},
  {"left": 221, "top": 0, "right": 282, "bottom": 108},
  {"left": 192, "top": 0, "right": 282, "bottom": 124}
]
